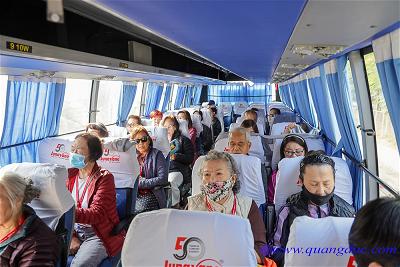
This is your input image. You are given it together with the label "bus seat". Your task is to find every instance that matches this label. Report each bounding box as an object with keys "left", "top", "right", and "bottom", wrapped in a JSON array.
[
  {"left": 141, "top": 118, "right": 153, "bottom": 126},
  {"left": 271, "top": 136, "right": 325, "bottom": 171},
  {"left": 272, "top": 113, "right": 298, "bottom": 124},
  {"left": 229, "top": 122, "right": 239, "bottom": 131},
  {"left": 178, "top": 119, "right": 191, "bottom": 139},
  {"left": 270, "top": 122, "right": 292, "bottom": 136},
  {"left": 121, "top": 209, "right": 257, "bottom": 266},
  {"left": 143, "top": 126, "right": 170, "bottom": 157},
  {"left": 0, "top": 162, "right": 75, "bottom": 267},
  {"left": 38, "top": 137, "right": 140, "bottom": 188},
  {"left": 200, "top": 108, "right": 212, "bottom": 128},
  {"left": 274, "top": 156, "right": 354, "bottom": 214},
  {"left": 191, "top": 154, "right": 265, "bottom": 207},
  {"left": 108, "top": 125, "right": 128, "bottom": 138},
  {"left": 191, "top": 114, "right": 203, "bottom": 137},
  {"left": 233, "top": 101, "right": 248, "bottom": 115},
  {"left": 219, "top": 102, "right": 233, "bottom": 117},
  {"left": 201, "top": 101, "right": 209, "bottom": 108},
  {"left": 285, "top": 216, "right": 354, "bottom": 267}
]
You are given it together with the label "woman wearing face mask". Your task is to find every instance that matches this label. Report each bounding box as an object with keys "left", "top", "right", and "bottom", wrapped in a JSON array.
[
  {"left": 187, "top": 150, "right": 267, "bottom": 264},
  {"left": 177, "top": 110, "right": 198, "bottom": 162},
  {"left": 161, "top": 115, "right": 194, "bottom": 209},
  {"left": 130, "top": 126, "right": 168, "bottom": 213},
  {"left": 67, "top": 133, "right": 124, "bottom": 267},
  {"left": 268, "top": 134, "right": 308, "bottom": 203}
]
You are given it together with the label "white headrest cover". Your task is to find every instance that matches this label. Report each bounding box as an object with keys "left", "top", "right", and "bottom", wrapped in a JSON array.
[
  {"left": 0, "top": 162, "right": 74, "bottom": 231},
  {"left": 38, "top": 137, "right": 139, "bottom": 188},
  {"left": 141, "top": 119, "right": 154, "bottom": 126},
  {"left": 201, "top": 102, "right": 209, "bottom": 108},
  {"left": 178, "top": 120, "right": 191, "bottom": 139},
  {"left": 270, "top": 122, "right": 292, "bottom": 136},
  {"left": 108, "top": 125, "right": 128, "bottom": 138},
  {"left": 144, "top": 126, "right": 170, "bottom": 157},
  {"left": 219, "top": 102, "right": 232, "bottom": 116},
  {"left": 191, "top": 156, "right": 205, "bottom": 196},
  {"left": 200, "top": 108, "right": 212, "bottom": 128},
  {"left": 274, "top": 156, "right": 353, "bottom": 213},
  {"left": 191, "top": 114, "right": 203, "bottom": 137},
  {"left": 122, "top": 209, "right": 257, "bottom": 266},
  {"left": 233, "top": 102, "right": 248, "bottom": 115},
  {"left": 285, "top": 216, "right": 355, "bottom": 266},
  {"left": 229, "top": 123, "right": 239, "bottom": 131}
]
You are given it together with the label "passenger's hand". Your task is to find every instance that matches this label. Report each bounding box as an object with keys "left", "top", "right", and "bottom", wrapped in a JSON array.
[
  {"left": 69, "top": 236, "right": 81, "bottom": 255},
  {"left": 170, "top": 154, "right": 176, "bottom": 161}
]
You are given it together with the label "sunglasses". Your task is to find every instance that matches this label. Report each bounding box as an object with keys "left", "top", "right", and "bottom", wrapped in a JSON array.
[{"left": 133, "top": 136, "right": 149, "bottom": 144}]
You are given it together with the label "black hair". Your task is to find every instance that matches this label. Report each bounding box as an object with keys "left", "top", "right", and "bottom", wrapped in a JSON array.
[
  {"left": 85, "top": 123, "right": 109, "bottom": 138},
  {"left": 127, "top": 115, "right": 142, "bottom": 126},
  {"left": 241, "top": 119, "right": 259, "bottom": 134},
  {"left": 349, "top": 198, "right": 400, "bottom": 267},
  {"left": 75, "top": 133, "right": 103, "bottom": 161},
  {"left": 280, "top": 134, "right": 308, "bottom": 159},
  {"left": 299, "top": 151, "right": 335, "bottom": 181},
  {"left": 209, "top": 106, "right": 218, "bottom": 114},
  {"left": 270, "top": 108, "right": 281, "bottom": 115},
  {"left": 162, "top": 115, "right": 181, "bottom": 139},
  {"left": 251, "top": 107, "right": 259, "bottom": 112},
  {"left": 193, "top": 110, "right": 203, "bottom": 121},
  {"left": 244, "top": 109, "right": 258, "bottom": 121}
]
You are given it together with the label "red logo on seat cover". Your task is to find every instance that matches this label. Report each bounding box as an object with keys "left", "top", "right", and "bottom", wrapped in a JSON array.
[{"left": 347, "top": 256, "right": 357, "bottom": 267}]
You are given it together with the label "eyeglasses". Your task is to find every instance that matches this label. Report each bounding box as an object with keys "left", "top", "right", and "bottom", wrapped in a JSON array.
[
  {"left": 133, "top": 136, "right": 149, "bottom": 144},
  {"left": 127, "top": 123, "right": 136, "bottom": 127},
  {"left": 284, "top": 149, "right": 304, "bottom": 156}
]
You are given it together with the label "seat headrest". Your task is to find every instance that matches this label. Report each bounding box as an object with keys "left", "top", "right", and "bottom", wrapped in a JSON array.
[
  {"left": 233, "top": 102, "right": 248, "bottom": 115},
  {"left": 141, "top": 118, "right": 154, "bottom": 126},
  {"left": 178, "top": 120, "right": 191, "bottom": 139},
  {"left": 108, "top": 125, "right": 128, "bottom": 138},
  {"left": 270, "top": 122, "right": 292, "bottom": 136},
  {"left": 229, "top": 123, "right": 239, "bottom": 131},
  {"left": 200, "top": 108, "right": 212, "bottom": 128},
  {"left": 122, "top": 209, "right": 257, "bottom": 266},
  {"left": 285, "top": 216, "right": 355, "bottom": 266},
  {"left": 38, "top": 137, "right": 139, "bottom": 188},
  {"left": 0, "top": 162, "right": 74, "bottom": 231},
  {"left": 191, "top": 114, "right": 203, "bottom": 137},
  {"left": 143, "top": 126, "right": 170, "bottom": 157},
  {"left": 219, "top": 102, "right": 233, "bottom": 116},
  {"left": 274, "top": 156, "right": 353, "bottom": 213}
]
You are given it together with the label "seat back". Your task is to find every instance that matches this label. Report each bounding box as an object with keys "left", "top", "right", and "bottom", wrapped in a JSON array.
[
  {"left": 219, "top": 102, "right": 233, "bottom": 116},
  {"left": 178, "top": 120, "right": 191, "bottom": 139},
  {"left": 285, "top": 216, "right": 355, "bottom": 266},
  {"left": 121, "top": 209, "right": 257, "bottom": 266},
  {"left": 200, "top": 108, "right": 212, "bottom": 128},
  {"left": 233, "top": 101, "right": 248, "bottom": 115},
  {"left": 143, "top": 126, "right": 170, "bottom": 157},
  {"left": 108, "top": 125, "right": 128, "bottom": 138},
  {"left": 191, "top": 114, "right": 203, "bottom": 137},
  {"left": 272, "top": 112, "right": 298, "bottom": 124},
  {"left": 38, "top": 137, "right": 139, "bottom": 188},
  {"left": 115, "top": 178, "right": 139, "bottom": 220},
  {"left": 274, "top": 156, "right": 353, "bottom": 214},
  {"left": 191, "top": 154, "right": 265, "bottom": 206},
  {"left": 141, "top": 118, "right": 153, "bottom": 126},
  {"left": 270, "top": 122, "right": 292, "bottom": 136}
]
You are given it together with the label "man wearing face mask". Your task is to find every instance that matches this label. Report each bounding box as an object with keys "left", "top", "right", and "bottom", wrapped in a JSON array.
[{"left": 270, "top": 151, "right": 355, "bottom": 266}]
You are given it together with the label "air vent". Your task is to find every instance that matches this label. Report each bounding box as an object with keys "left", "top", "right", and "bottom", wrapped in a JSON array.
[
  {"left": 291, "top": 44, "right": 345, "bottom": 58},
  {"left": 27, "top": 70, "right": 56, "bottom": 79}
]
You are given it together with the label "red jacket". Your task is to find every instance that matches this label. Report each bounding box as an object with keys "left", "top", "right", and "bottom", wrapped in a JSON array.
[{"left": 67, "top": 163, "right": 124, "bottom": 256}]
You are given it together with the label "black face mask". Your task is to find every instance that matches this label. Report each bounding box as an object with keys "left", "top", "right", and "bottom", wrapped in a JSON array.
[{"left": 302, "top": 185, "right": 334, "bottom": 206}]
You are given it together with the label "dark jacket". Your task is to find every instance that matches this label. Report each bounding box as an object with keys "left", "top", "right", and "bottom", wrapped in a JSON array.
[
  {"left": 169, "top": 134, "right": 194, "bottom": 183},
  {"left": 139, "top": 147, "right": 168, "bottom": 208},
  {"left": 200, "top": 123, "right": 213, "bottom": 154},
  {"left": 272, "top": 191, "right": 355, "bottom": 266},
  {"left": 67, "top": 163, "right": 124, "bottom": 256},
  {"left": 0, "top": 205, "right": 59, "bottom": 267},
  {"left": 211, "top": 118, "right": 222, "bottom": 142}
]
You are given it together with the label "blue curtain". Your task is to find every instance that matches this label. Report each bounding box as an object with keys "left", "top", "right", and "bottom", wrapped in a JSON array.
[
  {"left": 0, "top": 77, "right": 66, "bottom": 166},
  {"left": 208, "top": 83, "right": 271, "bottom": 105},
  {"left": 290, "top": 76, "right": 318, "bottom": 127},
  {"left": 116, "top": 82, "right": 137, "bottom": 126},
  {"left": 325, "top": 56, "right": 363, "bottom": 210},
  {"left": 144, "top": 83, "right": 164, "bottom": 117},
  {"left": 193, "top": 85, "right": 203, "bottom": 105},
  {"left": 174, "top": 85, "right": 186, "bottom": 110},
  {"left": 184, "top": 85, "right": 193, "bottom": 108},
  {"left": 307, "top": 67, "right": 341, "bottom": 152},
  {"left": 287, "top": 83, "right": 300, "bottom": 113},
  {"left": 279, "top": 83, "right": 294, "bottom": 110},
  {"left": 372, "top": 29, "right": 400, "bottom": 153},
  {"left": 161, "top": 84, "right": 172, "bottom": 112}
]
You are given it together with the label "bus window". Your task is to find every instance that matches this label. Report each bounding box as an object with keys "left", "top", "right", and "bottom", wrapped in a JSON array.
[
  {"left": 97, "top": 81, "right": 122, "bottom": 124},
  {"left": 0, "top": 75, "right": 7, "bottom": 141},
  {"left": 346, "top": 61, "right": 363, "bottom": 154},
  {"left": 128, "top": 82, "right": 144, "bottom": 116},
  {"left": 59, "top": 79, "right": 92, "bottom": 134},
  {"left": 158, "top": 83, "right": 167, "bottom": 111},
  {"left": 364, "top": 53, "right": 400, "bottom": 196}
]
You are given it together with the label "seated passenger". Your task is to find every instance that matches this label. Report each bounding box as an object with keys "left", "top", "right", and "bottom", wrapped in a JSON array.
[
  {"left": 85, "top": 122, "right": 109, "bottom": 139},
  {"left": 161, "top": 116, "right": 194, "bottom": 209},
  {"left": 271, "top": 152, "right": 355, "bottom": 266},
  {"left": 207, "top": 99, "right": 216, "bottom": 108},
  {"left": 283, "top": 122, "right": 309, "bottom": 134},
  {"left": 187, "top": 150, "right": 267, "bottom": 264},
  {"left": 0, "top": 172, "right": 59, "bottom": 266},
  {"left": 193, "top": 110, "right": 213, "bottom": 155},
  {"left": 149, "top": 110, "right": 163, "bottom": 127},
  {"left": 349, "top": 197, "right": 400, "bottom": 267},
  {"left": 209, "top": 106, "right": 222, "bottom": 142},
  {"left": 268, "top": 134, "right": 308, "bottom": 203},
  {"left": 241, "top": 119, "right": 272, "bottom": 162},
  {"left": 177, "top": 110, "right": 197, "bottom": 155},
  {"left": 267, "top": 108, "right": 281, "bottom": 127},
  {"left": 244, "top": 109, "right": 258, "bottom": 122},
  {"left": 131, "top": 126, "right": 168, "bottom": 213},
  {"left": 67, "top": 133, "right": 124, "bottom": 266},
  {"left": 227, "top": 127, "right": 251, "bottom": 155},
  {"left": 126, "top": 115, "right": 142, "bottom": 134}
]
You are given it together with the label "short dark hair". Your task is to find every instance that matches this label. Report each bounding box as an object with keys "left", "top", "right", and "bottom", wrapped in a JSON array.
[
  {"left": 193, "top": 110, "right": 203, "bottom": 121},
  {"left": 85, "top": 123, "right": 109, "bottom": 138},
  {"left": 270, "top": 108, "right": 281, "bottom": 115},
  {"left": 129, "top": 125, "right": 153, "bottom": 149},
  {"left": 127, "top": 115, "right": 142, "bottom": 125},
  {"left": 299, "top": 151, "right": 335, "bottom": 181},
  {"left": 349, "top": 198, "right": 400, "bottom": 267},
  {"left": 280, "top": 134, "right": 308, "bottom": 159},
  {"left": 161, "top": 115, "right": 180, "bottom": 138},
  {"left": 209, "top": 106, "right": 217, "bottom": 114},
  {"left": 177, "top": 110, "right": 193, "bottom": 129},
  {"left": 244, "top": 109, "right": 258, "bottom": 121},
  {"left": 75, "top": 133, "right": 103, "bottom": 162},
  {"left": 241, "top": 119, "right": 259, "bottom": 134}
]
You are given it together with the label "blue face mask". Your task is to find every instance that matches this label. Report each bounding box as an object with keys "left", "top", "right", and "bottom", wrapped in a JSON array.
[{"left": 69, "top": 153, "right": 86, "bottom": 169}]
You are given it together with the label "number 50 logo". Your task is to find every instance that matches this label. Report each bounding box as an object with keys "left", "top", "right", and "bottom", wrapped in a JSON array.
[{"left": 173, "top": 237, "right": 205, "bottom": 261}]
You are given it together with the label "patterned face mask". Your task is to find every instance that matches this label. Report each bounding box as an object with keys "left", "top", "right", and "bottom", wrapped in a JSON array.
[{"left": 201, "top": 177, "right": 234, "bottom": 202}]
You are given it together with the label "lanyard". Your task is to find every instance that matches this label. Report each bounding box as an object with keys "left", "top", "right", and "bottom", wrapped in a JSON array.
[
  {"left": 0, "top": 215, "right": 25, "bottom": 243},
  {"left": 75, "top": 169, "right": 98, "bottom": 209},
  {"left": 205, "top": 194, "right": 237, "bottom": 215}
]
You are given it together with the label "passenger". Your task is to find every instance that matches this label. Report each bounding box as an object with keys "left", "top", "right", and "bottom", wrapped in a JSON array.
[
  {"left": 349, "top": 197, "right": 400, "bottom": 267},
  {"left": 85, "top": 122, "right": 109, "bottom": 138},
  {"left": 267, "top": 108, "right": 281, "bottom": 126},
  {"left": 130, "top": 126, "right": 168, "bottom": 213},
  {"left": 187, "top": 150, "right": 267, "bottom": 264},
  {"left": 0, "top": 172, "right": 59, "bottom": 266},
  {"left": 241, "top": 119, "right": 259, "bottom": 134},
  {"left": 244, "top": 109, "right": 258, "bottom": 122},
  {"left": 126, "top": 115, "right": 142, "bottom": 134},
  {"left": 149, "top": 110, "right": 163, "bottom": 127},
  {"left": 270, "top": 151, "right": 355, "bottom": 266},
  {"left": 209, "top": 106, "right": 222, "bottom": 142},
  {"left": 67, "top": 133, "right": 124, "bottom": 266},
  {"left": 283, "top": 122, "right": 309, "bottom": 134},
  {"left": 207, "top": 99, "right": 216, "bottom": 108},
  {"left": 227, "top": 127, "right": 251, "bottom": 155},
  {"left": 267, "top": 134, "right": 308, "bottom": 203},
  {"left": 177, "top": 110, "right": 197, "bottom": 152},
  {"left": 193, "top": 110, "right": 213, "bottom": 155},
  {"left": 161, "top": 115, "right": 194, "bottom": 209},
  {"left": 241, "top": 119, "right": 273, "bottom": 165}
]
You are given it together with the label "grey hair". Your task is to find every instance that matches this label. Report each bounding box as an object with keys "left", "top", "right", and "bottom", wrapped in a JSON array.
[
  {"left": 199, "top": 150, "right": 241, "bottom": 194},
  {"left": 0, "top": 172, "right": 41, "bottom": 218},
  {"left": 228, "top": 127, "right": 251, "bottom": 143}
]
